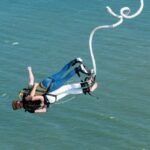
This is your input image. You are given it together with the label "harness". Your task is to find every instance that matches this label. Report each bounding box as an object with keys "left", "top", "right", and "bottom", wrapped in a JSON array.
[
  {"left": 20, "top": 79, "right": 57, "bottom": 112},
  {"left": 43, "top": 78, "right": 57, "bottom": 106},
  {"left": 81, "top": 75, "right": 99, "bottom": 99},
  {"left": 22, "top": 96, "right": 42, "bottom": 113}
]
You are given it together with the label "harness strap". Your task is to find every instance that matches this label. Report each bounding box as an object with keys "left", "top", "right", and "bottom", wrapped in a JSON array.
[
  {"left": 46, "top": 78, "right": 55, "bottom": 93},
  {"left": 43, "top": 93, "right": 57, "bottom": 108},
  {"left": 81, "top": 75, "right": 97, "bottom": 95},
  {"left": 21, "top": 78, "right": 57, "bottom": 109},
  {"left": 42, "top": 78, "right": 57, "bottom": 107}
]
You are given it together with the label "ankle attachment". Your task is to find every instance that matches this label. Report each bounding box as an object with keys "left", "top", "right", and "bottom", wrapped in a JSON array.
[
  {"left": 82, "top": 87, "right": 90, "bottom": 95},
  {"left": 70, "top": 58, "right": 83, "bottom": 66}
]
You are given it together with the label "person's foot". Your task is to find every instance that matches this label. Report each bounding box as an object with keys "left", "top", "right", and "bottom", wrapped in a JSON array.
[
  {"left": 80, "top": 64, "right": 89, "bottom": 74},
  {"left": 81, "top": 80, "right": 98, "bottom": 94},
  {"left": 75, "top": 64, "right": 88, "bottom": 77},
  {"left": 76, "top": 57, "right": 83, "bottom": 64},
  {"left": 89, "top": 69, "right": 94, "bottom": 75},
  {"left": 70, "top": 57, "right": 83, "bottom": 66},
  {"left": 89, "top": 82, "right": 98, "bottom": 92},
  {"left": 78, "top": 64, "right": 93, "bottom": 76},
  {"left": 75, "top": 64, "right": 93, "bottom": 77}
]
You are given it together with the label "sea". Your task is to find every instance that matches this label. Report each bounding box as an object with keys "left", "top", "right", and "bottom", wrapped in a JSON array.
[{"left": 0, "top": 0, "right": 149, "bottom": 150}]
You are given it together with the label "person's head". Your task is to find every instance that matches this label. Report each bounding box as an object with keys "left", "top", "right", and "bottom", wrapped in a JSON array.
[{"left": 12, "top": 100, "right": 23, "bottom": 110}]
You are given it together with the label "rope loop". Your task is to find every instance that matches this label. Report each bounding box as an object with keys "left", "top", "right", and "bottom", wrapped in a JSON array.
[{"left": 89, "top": 0, "right": 144, "bottom": 76}]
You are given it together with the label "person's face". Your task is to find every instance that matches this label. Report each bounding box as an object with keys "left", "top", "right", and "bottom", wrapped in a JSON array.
[{"left": 15, "top": 101, "right": 23, "bottom": 109}]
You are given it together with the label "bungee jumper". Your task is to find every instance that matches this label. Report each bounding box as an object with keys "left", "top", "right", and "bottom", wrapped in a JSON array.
[
  {"left": 12, "top": 58, "right": 97, "bottom": 113},
  {"left": 12, "top": 0, "right": 144, "bottom": 113}
]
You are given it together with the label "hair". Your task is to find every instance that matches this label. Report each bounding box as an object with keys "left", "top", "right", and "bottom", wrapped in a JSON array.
[{"left": 12, "top": 100, "right": 22, "bottom": 110}]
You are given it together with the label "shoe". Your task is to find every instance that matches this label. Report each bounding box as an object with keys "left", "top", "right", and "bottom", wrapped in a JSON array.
[
  {"left": 75, "top": 64, "right": 91, "bottom": 77},
  {"left": 80, "top": 64, "right": 94, "bottom": 76},
  {"left": 70, "top": 57, "right": 83, "bottom": 66},
  {"left": 80, "top": 64, "right": 89, "bottom": 74},
  {"left": 90, "top": 69, "right": 94, "bottom": 75},
  {"left": 76, "top": 57, "right": 83, "bottom": 64}
]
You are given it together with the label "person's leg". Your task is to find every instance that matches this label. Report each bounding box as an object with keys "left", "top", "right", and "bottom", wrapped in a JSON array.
[
  {"left": 40, "top": 62, "right": 74, "bottom": 89},
  {"left": 54, "top": 82, "right": 98, "bottom": 101},
  {"left": 46, "top": 83, "right": 83, "bottom": 103},
  {"left": 56, "top": 88, "right": 83, "bottom": 102},
  {"left": 40, "top": 64, "right": 83, "bottom": 90},
  {"left": 27, "top": 67, "right": 34, "bottom": 87},
  {"left": 40, "top": 78, "right": 53, "bottom": 89},
  {"left": 49, "top": 69, "right": 77, "bottom": 92},
  {"left": 50, "top": 58, "right": 83, "bottom": 80},
  {"left": 75, "top": 64, "right": 94, "bottom": 77},
  {"left": 40, "top": 60, "right": 76, "bottom": 89},
  {"left": 49, "top": 64, "right": 94, "bottom": 92},
  {"left": 46, "top": 81, "right": 98, "bottom": 103},
  {"left": 81, "top": 77, "right": 98, "bottom": 94},
  {"left": 41, "top": 58, "right": 91, "bottom": 90},
  {"left": 50, "top": 83, "right": 82, "bottom": 95}
]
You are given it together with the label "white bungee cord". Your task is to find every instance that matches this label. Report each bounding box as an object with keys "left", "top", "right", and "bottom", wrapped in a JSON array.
[
  {"left": 45, "top": 1, "right": 145, "bottom": 105},
  {"left": 89, "top": 0, "right": 144, "bottom": 77}
]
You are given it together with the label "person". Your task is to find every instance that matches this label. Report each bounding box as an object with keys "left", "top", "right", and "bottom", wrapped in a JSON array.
[
  {"left": 12, "top": 80, "right": 98, "bottom": 113},
  {"left": 12, "top": 58, "right": 97, "bottom": 113}
]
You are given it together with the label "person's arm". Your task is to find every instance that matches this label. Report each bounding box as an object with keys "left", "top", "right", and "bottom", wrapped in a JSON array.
[
  {"left": 25, "top": 83, "right": 39, "bottom": 101},
  {"left": 32, "top": 95, "right": 47, "bottom": 113},
  {"left": 30, "top": 83, "right": 39, "bottom": 97},
  {"left": 34, "top": 107, "right": 47, "bottom": 113},
  {"left": 26, "top": 95, "right": 47, "bottom": 113},
  {"left": 27, "top": 66, "right": 34, "bottom": 87}
]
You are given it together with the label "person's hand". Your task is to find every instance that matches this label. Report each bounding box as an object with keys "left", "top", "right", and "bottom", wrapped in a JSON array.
[{"left": 27, "top": 66, "right": 32, "bottom": 71}]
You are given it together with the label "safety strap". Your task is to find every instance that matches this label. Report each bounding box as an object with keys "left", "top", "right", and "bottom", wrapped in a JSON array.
[
  {"left": 43, "top": 78, "right": 57, "bottom": 107},
  {"left": 45, "top": 78, "right": 55, "bottom": 93},
  {"left": 82, "top": 75, "right": 97, "bottom": 95}
]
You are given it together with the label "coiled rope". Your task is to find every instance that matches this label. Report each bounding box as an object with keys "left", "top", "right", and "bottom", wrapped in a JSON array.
[{"left": 89, "top": 0, "right": 144, "bottom": 76}]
